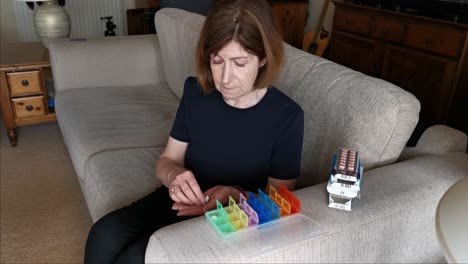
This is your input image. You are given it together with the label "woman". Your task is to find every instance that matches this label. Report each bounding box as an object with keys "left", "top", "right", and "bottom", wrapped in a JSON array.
[{"left": 84, "top": 0, "right": 304, "bottom": 263}]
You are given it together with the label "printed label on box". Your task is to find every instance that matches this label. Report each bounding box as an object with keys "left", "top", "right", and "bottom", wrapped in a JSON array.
[{"left": 328, "top": 194, "right": 352, "bottom": 211}]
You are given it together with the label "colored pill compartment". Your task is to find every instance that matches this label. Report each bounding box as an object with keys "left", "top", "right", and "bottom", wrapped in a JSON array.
[
  {"left": 224, "top": 197, "right": 248, "bottom": 230},
  {"left": 205, "top": 200, "right": 236, "bottom": 236},
  {"left": 238, "top": 193, "right": 259, "bottom": 226},
  {"left": 269, "top": 185, "right": 291, "bottom": 216},
  {"left": 247, "top": 192, "right": 274, "bottom": 224},
  {"left": 278, "top": 184, "right": 301, "bottom": 214},
  {"left": 258, "top": 189, "right": 280, "bottom": 220}
]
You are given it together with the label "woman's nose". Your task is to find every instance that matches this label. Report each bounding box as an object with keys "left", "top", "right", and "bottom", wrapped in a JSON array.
[{"left": 222, "top": 64, "right": 232, "bottom": 84}]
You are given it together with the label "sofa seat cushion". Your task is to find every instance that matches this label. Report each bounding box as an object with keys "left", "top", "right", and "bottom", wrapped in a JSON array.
[
  {"left": 81, "top": 147, "right": 164, "bottom": 222},
  {"left": 55, "top": 83, "right": 179, "bottom": 180}
]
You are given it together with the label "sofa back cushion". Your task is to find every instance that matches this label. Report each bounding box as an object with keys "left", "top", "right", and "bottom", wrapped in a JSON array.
[
  {"left": 274, "top": 44, "right": 420, "bottom": 187},
  {"left": 49, "top": 34, "right": 165, "bottom": 92},
  {"left": 155, "top": 8, "right": 205, "bottom": 98}
]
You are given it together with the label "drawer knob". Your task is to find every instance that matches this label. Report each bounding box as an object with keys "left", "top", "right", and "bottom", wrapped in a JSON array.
[
  {"left": 21, "top": 80, "right": 29, "bottom": 87},
  {"left": 26, "top": 105, "right": 33, "bottom": 112}
]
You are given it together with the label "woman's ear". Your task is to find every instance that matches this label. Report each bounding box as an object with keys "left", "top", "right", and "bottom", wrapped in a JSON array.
[{"left": 259, "top": 58, "right": 267, "bottom": 68}]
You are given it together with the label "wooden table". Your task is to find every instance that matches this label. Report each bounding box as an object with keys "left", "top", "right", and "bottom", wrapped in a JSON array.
[
  {"left": 436, "top": 177, "right": 468, "bottom": 263},
  {"left": 0, "top": 42, "right": 56, "bottom": 147}
]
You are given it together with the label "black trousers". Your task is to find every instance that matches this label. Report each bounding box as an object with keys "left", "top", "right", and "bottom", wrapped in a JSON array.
[{"left": 84, "top": 186, "right": 193, "bottom": 264}]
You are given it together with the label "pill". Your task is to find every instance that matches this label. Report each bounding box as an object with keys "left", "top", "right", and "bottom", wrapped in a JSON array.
[
  {"left": 205, "top": 195, "right": 209, "bottom": 202},
  {"left": 211, "top": 215, "right": 217, "bottom": 220}
]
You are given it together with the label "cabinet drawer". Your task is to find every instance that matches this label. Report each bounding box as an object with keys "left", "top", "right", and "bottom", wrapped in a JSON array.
[
  {"left": 404, "top": 23, "right": 464, "bottom": 57},
  {"left": 7, "top": 70, "right": 43, "bottom": 97},
  {"left": 334, "top": 7, "right": 372, "bottom": 36},
  {"left": 382, "top": 46, "right": 457, "bottom": 123},
  {"left": 329, "top": 31, "right": 379, "bottom": 76},
  {"left": 371, "top": 16, "right": 404, "bottom": 43},
  {"left": 12, "top": 96, "right": 46, "bottom": 119}
]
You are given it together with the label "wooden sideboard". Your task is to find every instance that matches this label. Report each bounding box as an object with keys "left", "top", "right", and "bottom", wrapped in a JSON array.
[
  {"left": 0, "top": 42, "right": 56, "bottom": 146},
  {"left": 328, "top": 1, "right": 468, "bottom": 135}
]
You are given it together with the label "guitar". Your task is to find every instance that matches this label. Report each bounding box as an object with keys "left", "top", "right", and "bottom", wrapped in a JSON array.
[{"left": 303, "top": 0, "right": 331, "bottom": 57}]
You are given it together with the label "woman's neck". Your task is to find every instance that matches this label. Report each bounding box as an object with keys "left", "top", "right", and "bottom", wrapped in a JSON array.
[{"left": 224, "top": 87, "right": 268, "bottom": 109}]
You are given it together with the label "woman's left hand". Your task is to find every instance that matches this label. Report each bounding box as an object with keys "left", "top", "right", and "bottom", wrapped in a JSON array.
[{"left": 172, "top": 185, "right": 241, "bottom": 216}]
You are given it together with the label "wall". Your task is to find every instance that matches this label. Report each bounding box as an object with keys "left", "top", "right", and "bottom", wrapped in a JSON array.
[{"left": 1, "top": 0, "right": 19, "bottom": 43}]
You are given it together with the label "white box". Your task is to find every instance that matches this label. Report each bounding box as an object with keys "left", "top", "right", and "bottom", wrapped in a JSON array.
[
  {"left": 327, "top": 181, "right": 360, "bottom": 198},
  {"left": 327, "top": 166, "right": 363, "bottom": 199},
  {"left": 328, "top": 194, "right": 352, "bottom": 211},
  {"left": 334, "top": 173, "right": 359, "bottom": 182}
]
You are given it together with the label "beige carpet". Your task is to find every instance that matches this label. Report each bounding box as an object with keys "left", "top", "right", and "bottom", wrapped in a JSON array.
[{"left": 0, "top": 120, "right": 92, "bottom": 263}]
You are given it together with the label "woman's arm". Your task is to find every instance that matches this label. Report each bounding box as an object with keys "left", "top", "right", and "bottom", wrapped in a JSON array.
[
  {"left": 156, "top": 136, "right": 205, "bottom": 206},
  {"left": 266, "top": 177, "right": 296, "bottom": 192},
  {"left": 156, "top": 137, "right": 188, "bottom": 187}
]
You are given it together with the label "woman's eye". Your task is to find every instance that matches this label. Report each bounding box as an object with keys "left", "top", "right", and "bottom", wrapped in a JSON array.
[
  {"left": 235, "top": 62, "right": 245, "bottom": 67},
  {"left": 212, "top": 59, "right": 223, "bottom": 65}
]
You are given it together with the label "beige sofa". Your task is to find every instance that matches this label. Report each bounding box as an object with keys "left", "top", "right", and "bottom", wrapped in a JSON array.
[{"left": 49, "top": 8, "right": 468, "bottom": 263}]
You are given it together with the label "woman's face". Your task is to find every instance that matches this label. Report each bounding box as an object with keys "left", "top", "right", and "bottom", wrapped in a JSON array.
[{"left": 210, "top": 41, "right": 265, "bottom": 101}]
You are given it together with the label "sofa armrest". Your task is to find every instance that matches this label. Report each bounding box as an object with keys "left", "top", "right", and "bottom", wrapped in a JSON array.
[
  {"left": 400, "top": 125, "right": 468, "bottom": 161},
  {"left": 145, "top": 153, "right": 468, "bottom": 263},
  {"left": 49, "top": 35, "right": 166, "bottom": 92}
]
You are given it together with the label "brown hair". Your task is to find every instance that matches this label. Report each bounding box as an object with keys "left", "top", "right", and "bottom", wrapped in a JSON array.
[{"left": 195, "top": 0, "right": 284, "bottom": 93}]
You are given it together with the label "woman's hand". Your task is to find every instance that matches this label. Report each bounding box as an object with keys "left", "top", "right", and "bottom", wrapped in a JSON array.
[
  {"left": 172, "top": 185, "right": 242, "bottom": 216},
  {"left": 168, "top": 170, "right": 206, "bottom": 206}
]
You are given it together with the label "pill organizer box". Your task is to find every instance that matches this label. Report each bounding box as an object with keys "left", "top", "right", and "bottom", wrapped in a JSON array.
[{"left": 205, "top": 184, "right": 316, "bottom": 239}]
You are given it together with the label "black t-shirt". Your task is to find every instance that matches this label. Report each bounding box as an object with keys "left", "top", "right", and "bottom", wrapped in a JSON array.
[{"left": 170, "top": 77, "right": 304, "bottom": 192}]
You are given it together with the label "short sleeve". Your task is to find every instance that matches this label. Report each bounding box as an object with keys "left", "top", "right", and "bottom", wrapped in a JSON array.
[
  {"left": 169, "top": 78, "right": 195, "bottom": 142},
  {"left": 270, "top": 109, "right": 304, "bottom": 180}
]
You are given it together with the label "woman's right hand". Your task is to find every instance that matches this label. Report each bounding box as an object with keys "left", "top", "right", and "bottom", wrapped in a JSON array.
[
  {"left": 171, "top": 185, "right": 243, "bottom": 216},
  {"left": 168, "top": 170, "right": 206, "bottom": 206}
]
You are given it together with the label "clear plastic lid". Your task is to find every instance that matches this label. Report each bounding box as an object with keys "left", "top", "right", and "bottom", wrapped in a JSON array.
[{"left": 214, "top": 213, "right": 325, "bottom": 260}]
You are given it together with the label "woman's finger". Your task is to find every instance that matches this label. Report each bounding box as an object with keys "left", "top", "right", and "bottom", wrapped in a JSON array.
[
  {"left": 174, "top": 185, "right": 195, "bottom": 205},
  {"left": 170, "top": 170, "right": 204, "bottom": 205},
  {"left": 186, "top": 177, "right": 206, "bottom": 205},
  {"left": 169, "top": 190, "right": 181, "bottom": 203},
  {"left": 172, "top": 203, "right": 198, "bottom": 211},
  {"left": 180, "top": 184, "right": 202, "bottom": 206},
  {"left": 202, "top": 186, "right": 229, "bottom": 212},
  {"left": 179, "top": 171, "right": 205, "bottom": 205},
  {"left": 177, "top": 206, "right": 204, "bottom": 216},
  {"left": 203, "top": 185, "right": 223, "bottom": 197},
  {"left": 202, "top": 197, "right": 217, "bottom": 212}
]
